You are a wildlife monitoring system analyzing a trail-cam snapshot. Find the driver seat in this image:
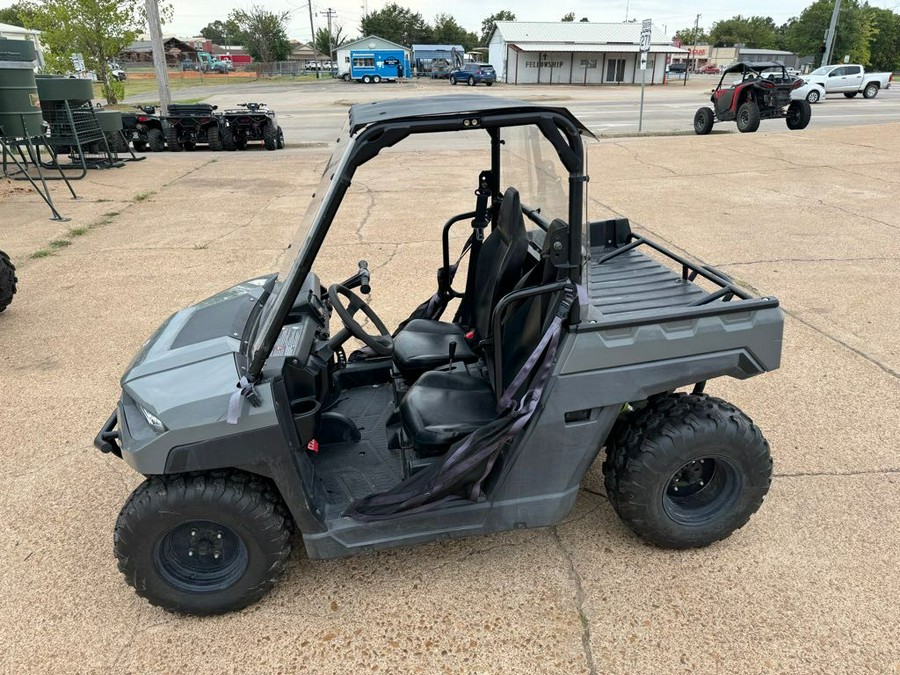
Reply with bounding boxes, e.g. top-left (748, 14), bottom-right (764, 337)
top-left (392, 188), bottom-right (529, 380)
